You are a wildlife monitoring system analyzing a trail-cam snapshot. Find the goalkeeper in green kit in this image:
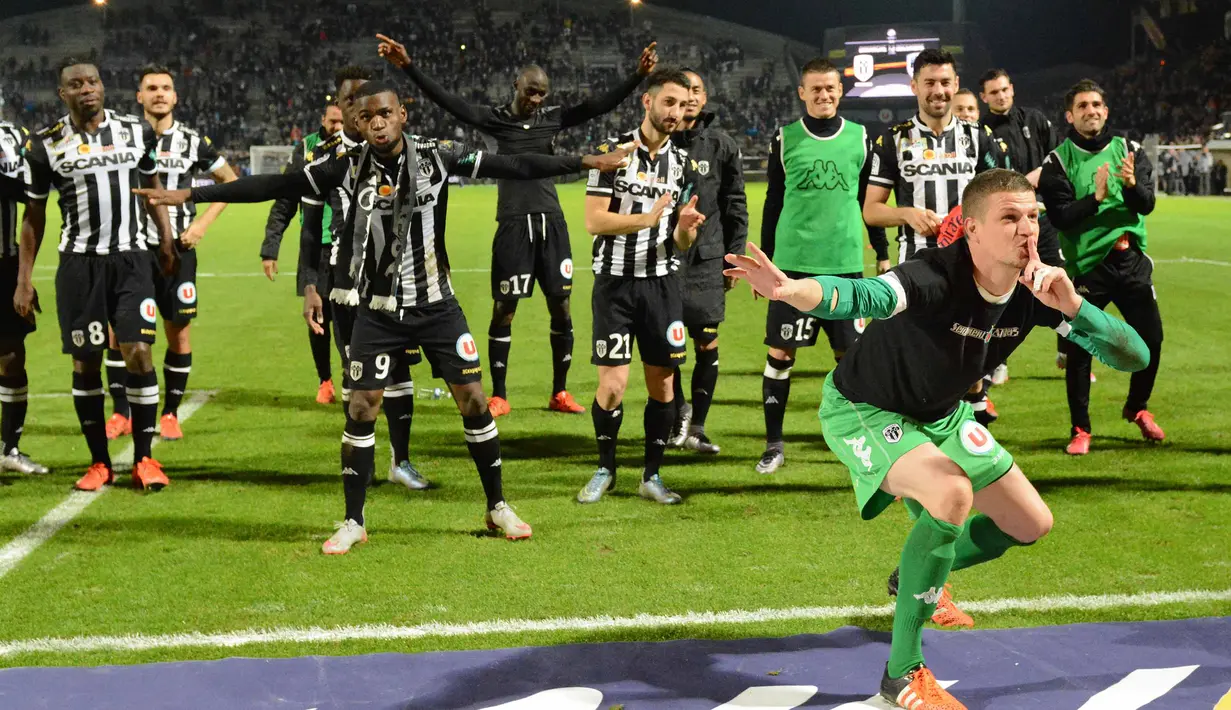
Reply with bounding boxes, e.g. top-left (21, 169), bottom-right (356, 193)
top-left (725, 169), bottom-right (1150, 710)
